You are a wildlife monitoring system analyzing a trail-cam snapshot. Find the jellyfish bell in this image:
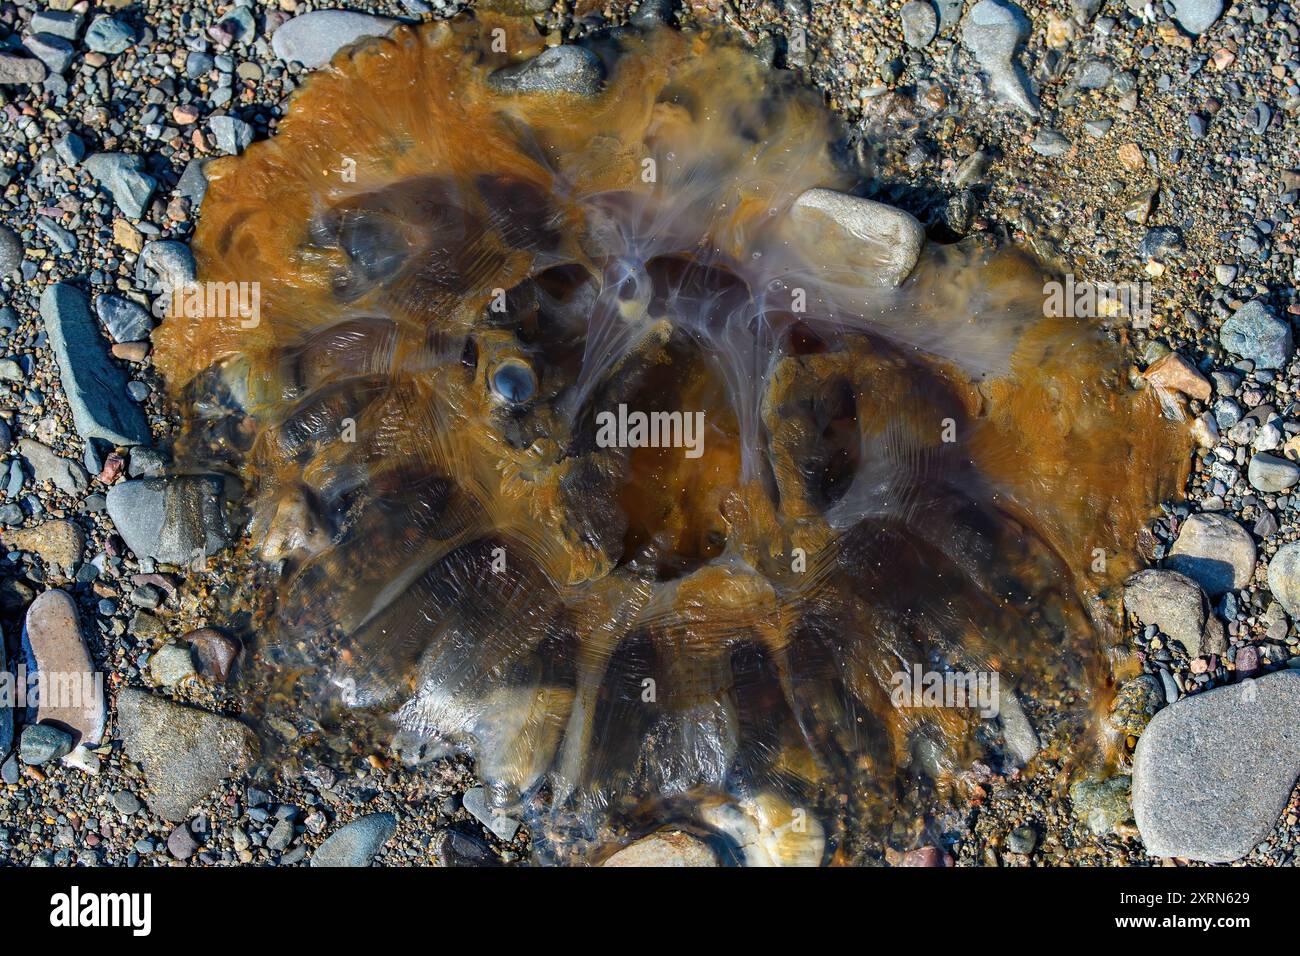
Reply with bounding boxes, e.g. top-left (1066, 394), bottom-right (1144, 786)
top-left (153, 14), bottom-right (1190, 864)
